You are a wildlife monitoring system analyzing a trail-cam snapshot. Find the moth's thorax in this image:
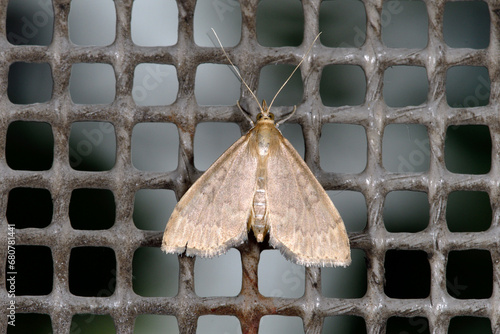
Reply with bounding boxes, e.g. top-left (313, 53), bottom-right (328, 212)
top-left (252, 119), bottom-right (280, 157)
